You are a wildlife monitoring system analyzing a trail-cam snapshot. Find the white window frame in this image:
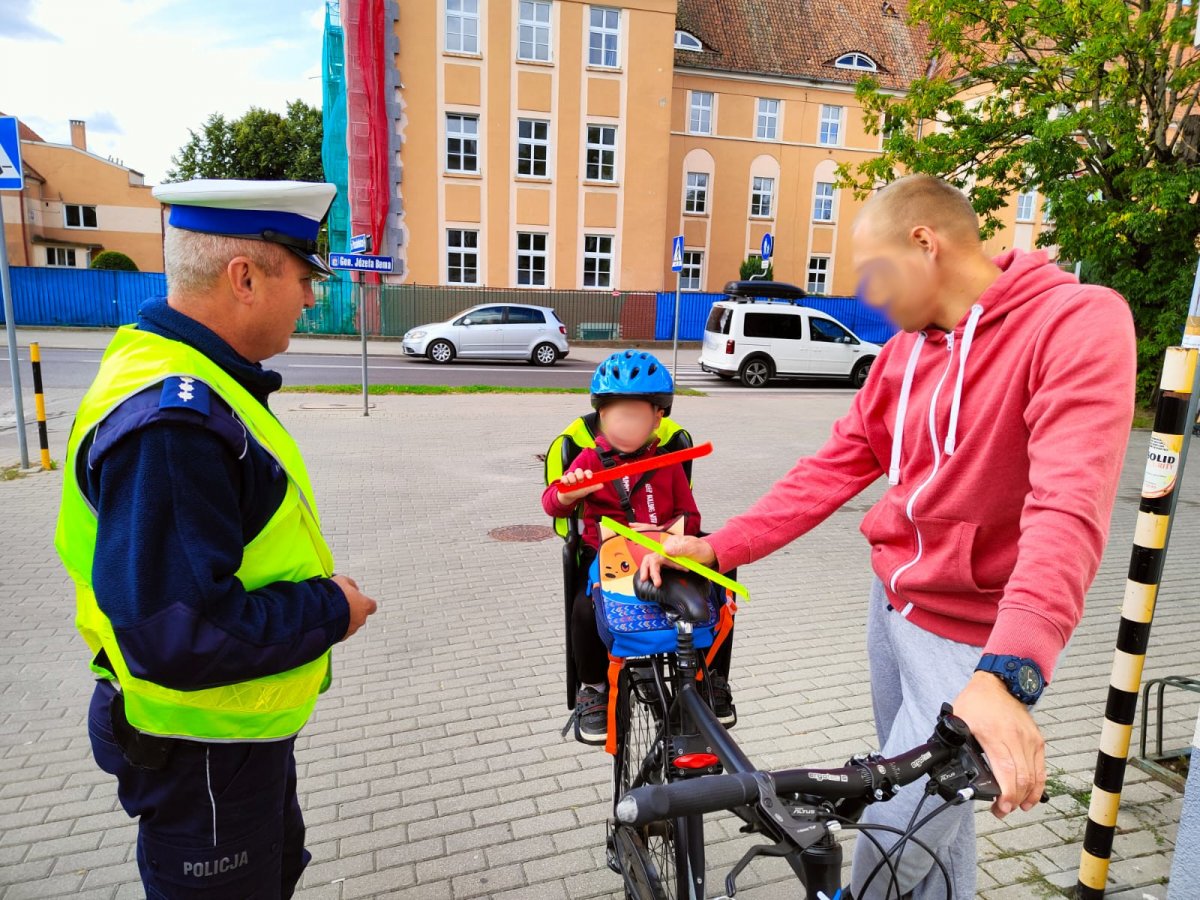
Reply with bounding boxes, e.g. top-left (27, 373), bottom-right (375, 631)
top-left (585, 124), bottom-right (617, 183)
top-left (445, 0), bottom-right (480, 54)
top-left (446, 113), bottom-right (480, 173)
top-left (63, 203), bottom-right (98, 229)
top-left (517, 232), bottom-right (548, 286)
top-left (517, 118), bottom-right (550, 178)
top-left (46, 246), bottom-right (78, 267)
top-left (813, 182), bottom-right (835, 222)
top-left (750, 176), bottom-right (774, 219)
top-left (1015, 189), bottom-right (1037, 223)
top-left (680, 250), bottom-right (703, 291)
top-left (684, 171), bottom-right (709, 214)
top-left (689, 91), bottom-right (713, 135)
top-left (588, 7), bottom-right (620, 68)
top-left (446, 229), bottom-right (480, 285)
top-left (583, 234), bottom-right (614, 288)
top-left (834, 53), bottom-right (877, 71)
top-left (806, 256), bottom-right (830, 294)
top-left (674, 30), bottom-right (702, 52)
top-left (518, 0), bottom-right (552, 62)
top-left (819, 105), bottom-right (843, 146)
top-left (756, 98), bottom-right (779, 140)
